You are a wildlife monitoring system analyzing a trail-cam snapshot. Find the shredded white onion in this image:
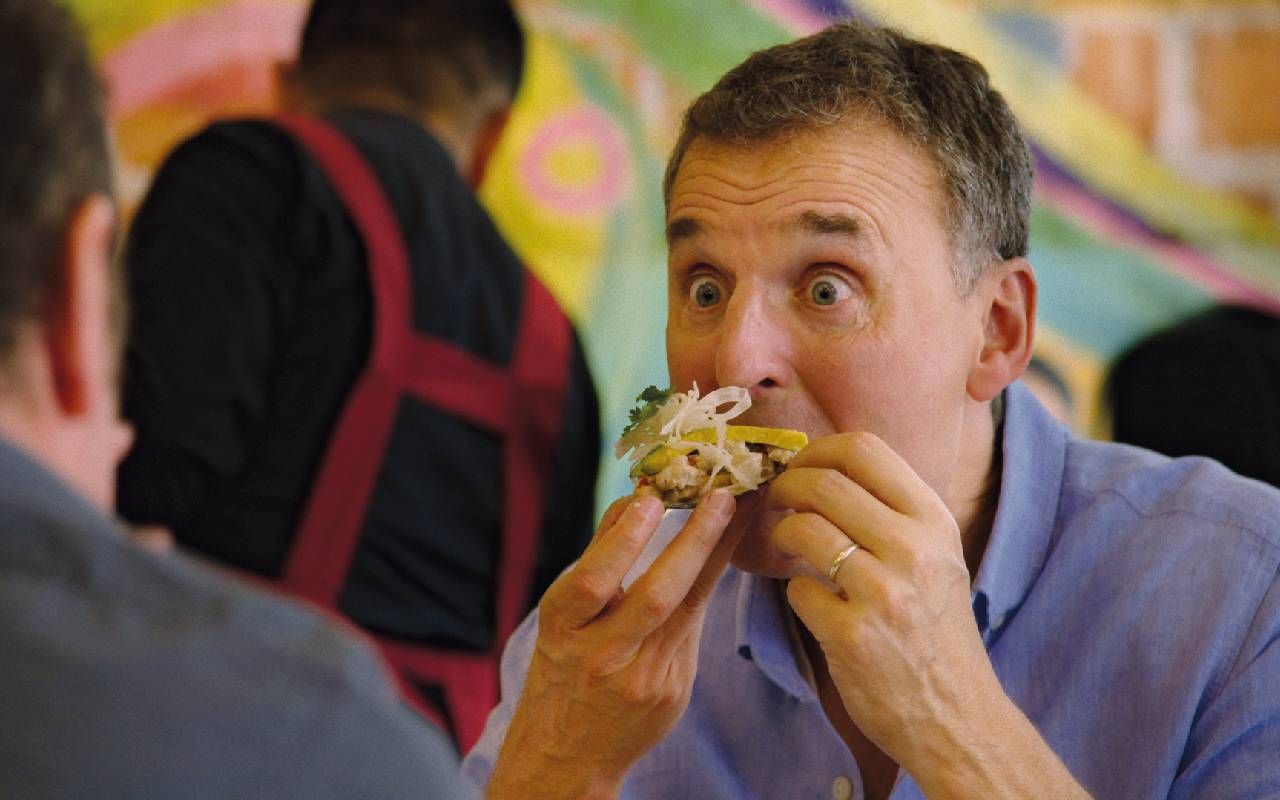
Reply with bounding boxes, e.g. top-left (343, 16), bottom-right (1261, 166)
top-left (656, 384), bottom-right (751, 440)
